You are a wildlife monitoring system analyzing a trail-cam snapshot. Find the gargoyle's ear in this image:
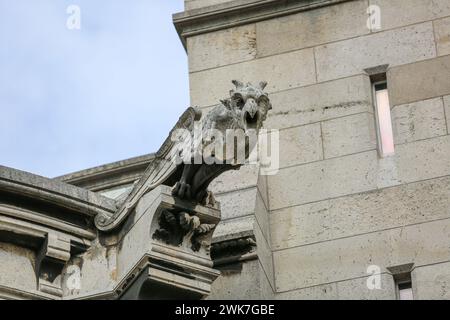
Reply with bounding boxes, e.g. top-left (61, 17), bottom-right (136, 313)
top-left (221, 99), bottom-right (231, 109)
top-left (268, 102), bottom-right (273, 110)
top-left (232, 80), bottom-right (244, 89)
top-left (259, 81), bottom-right (268, 91)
